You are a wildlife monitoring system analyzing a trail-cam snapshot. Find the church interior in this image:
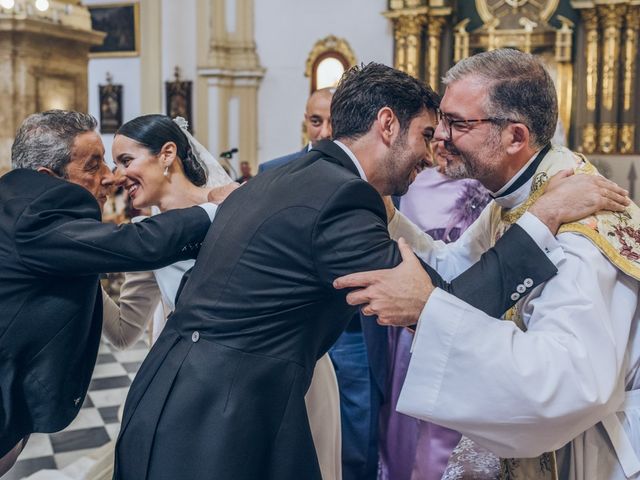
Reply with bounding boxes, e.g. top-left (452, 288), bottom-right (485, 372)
top-left (1, 0), bottom-right (639, 478)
